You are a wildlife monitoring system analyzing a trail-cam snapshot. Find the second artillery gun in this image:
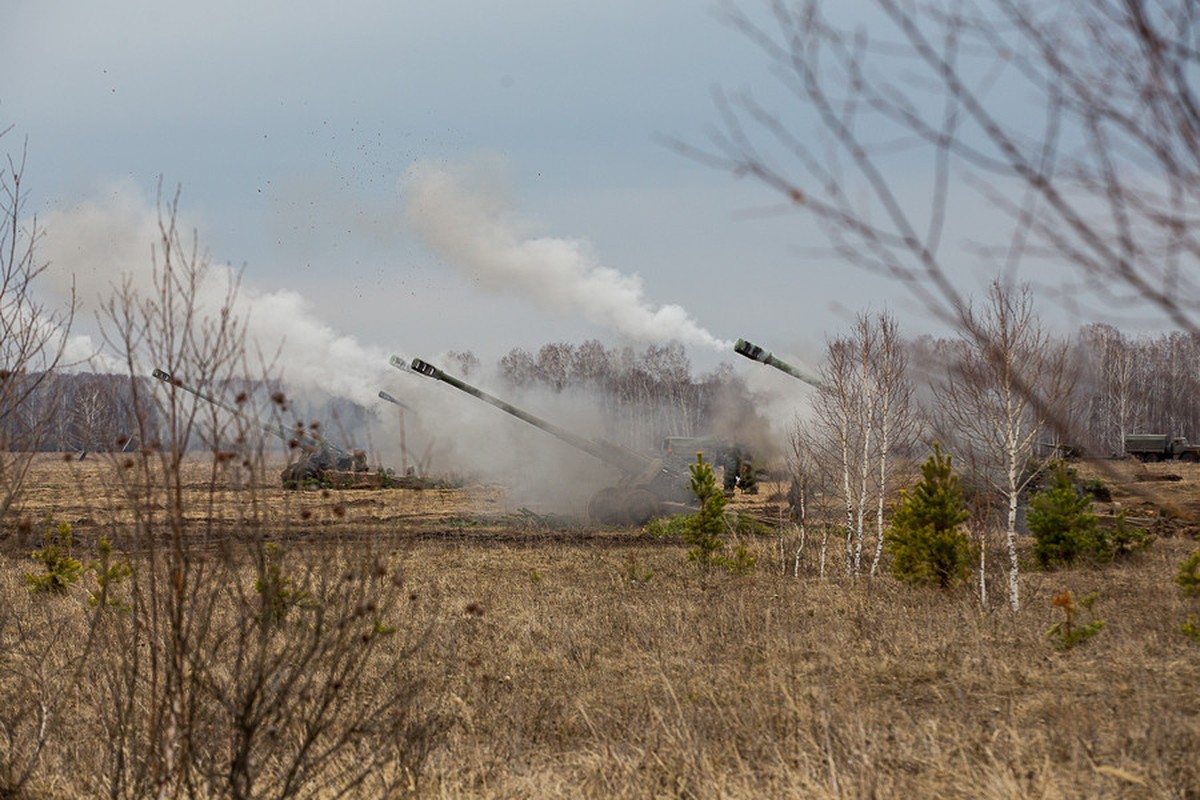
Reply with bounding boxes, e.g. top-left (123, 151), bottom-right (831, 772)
top-left (151, 368), bottom-right (370, 488)
top-left (400, 356), bottom-right (695, 524)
